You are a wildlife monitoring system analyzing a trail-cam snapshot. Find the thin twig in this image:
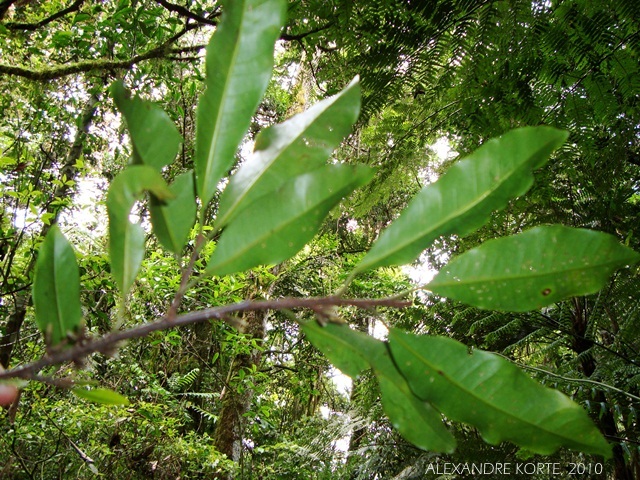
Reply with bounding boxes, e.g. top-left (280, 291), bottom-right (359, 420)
top-left (280, 22), bottom-right (333, 41)
top-left (0, 296), bottom-right (410, 381)
top-left (155, 0), bottom-right (220, 27)
top-left (167, 233), bottom-right (207, 320)
top-left (3, 0), bottom-right (85, 30)
top-left (0, 44), bottom-right (205, 82)
top-left (494, 352), bottom-right (640, 403)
